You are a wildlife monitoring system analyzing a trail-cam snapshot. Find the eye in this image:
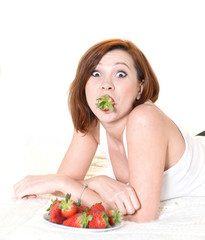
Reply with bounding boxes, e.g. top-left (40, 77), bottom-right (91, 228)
top-left (91, 70), bottom-right (101, 77)
top-left (116, 71), bottom-right (127, 78)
